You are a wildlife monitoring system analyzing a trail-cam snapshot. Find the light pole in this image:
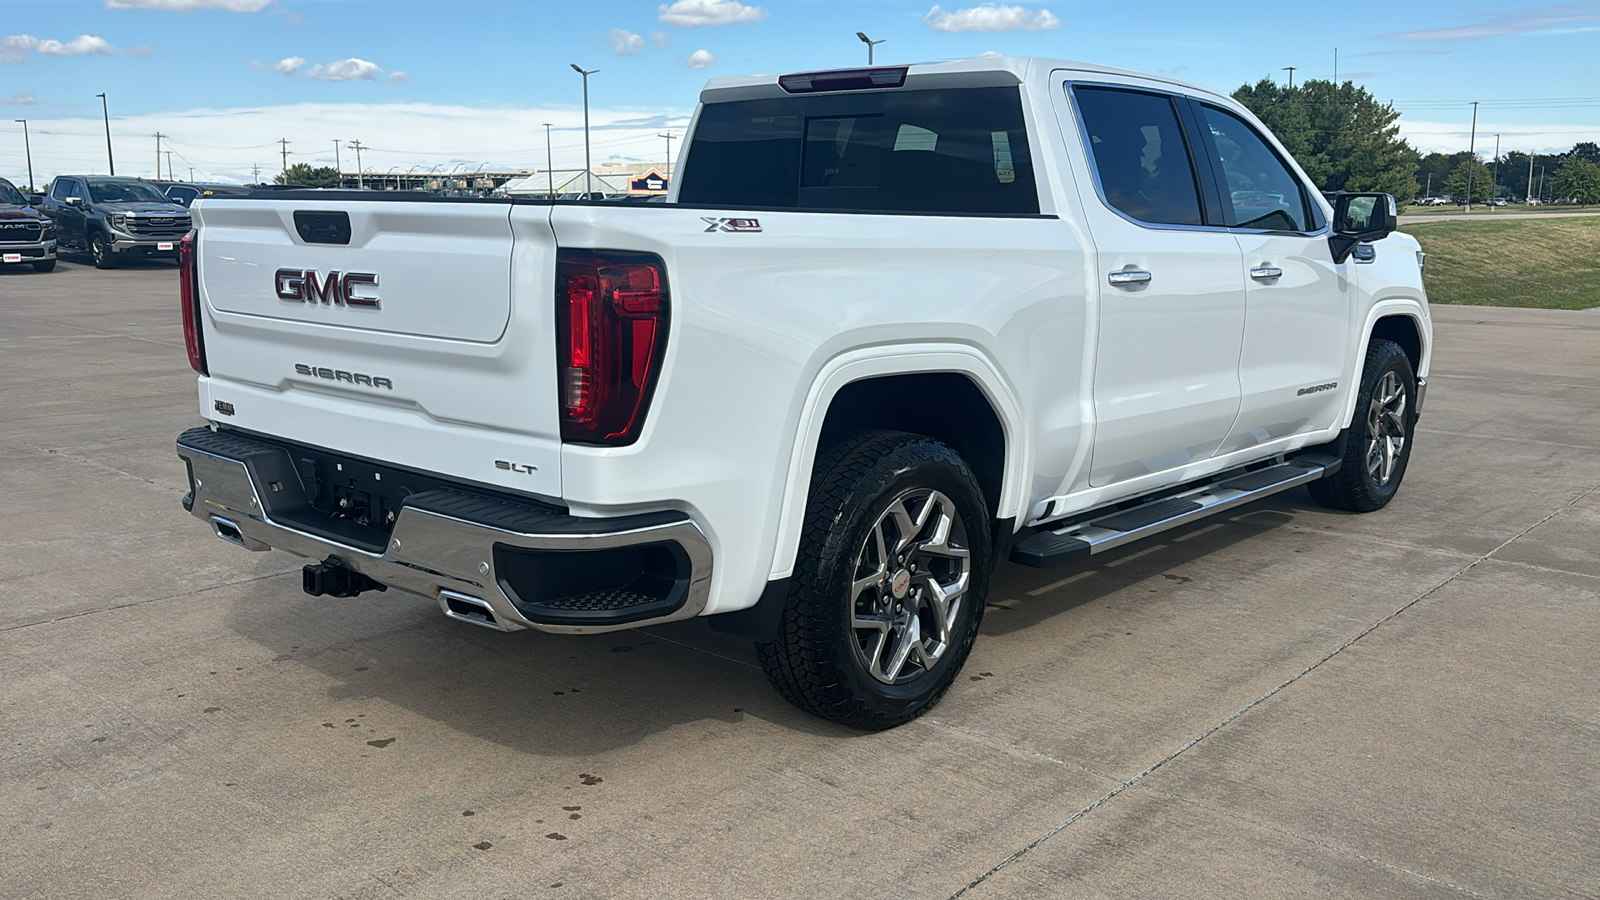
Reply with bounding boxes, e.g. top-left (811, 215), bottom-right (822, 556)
top-left (332, 139), bottom-right (341, 178)
top-left (1527, 151), bottom-right (1535, 204)
top-left (14, 119), bottom-right (33, 192)
top-left (1491, 134), bottom-right (1500, 202)
top-left (544, 123), bottom-right (554, 199)
top-left (659, 130), bottom-right (676, 175)
top-left (1465, 101), bottom-right (1478, 212)
top-left (95, 93), bottom-right (115, 175)
top-left (386, 166), bottom-right (398, 190)
top-left (856, 32), bottom-right (885, 65)
top-left (571, 64), bottom-right (598, 197)
top-left (404, 164), bottom-right (419, 191)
